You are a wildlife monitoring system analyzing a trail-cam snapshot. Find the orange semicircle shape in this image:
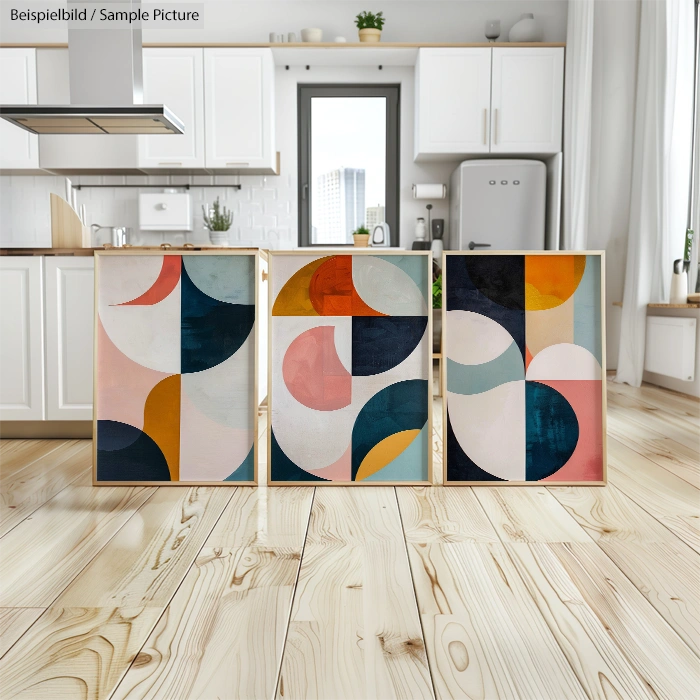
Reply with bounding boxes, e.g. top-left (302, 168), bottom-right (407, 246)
top-left (143, 374), bottom-right (181, 481)
top-left (309, 256), bottom-right (385, 316)
top-left (525, 255), bottom-right (586, 310)
top-left (272, 257), bottom-right (328, 316)
top-left (116, 255), bottom-right (181, 306)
